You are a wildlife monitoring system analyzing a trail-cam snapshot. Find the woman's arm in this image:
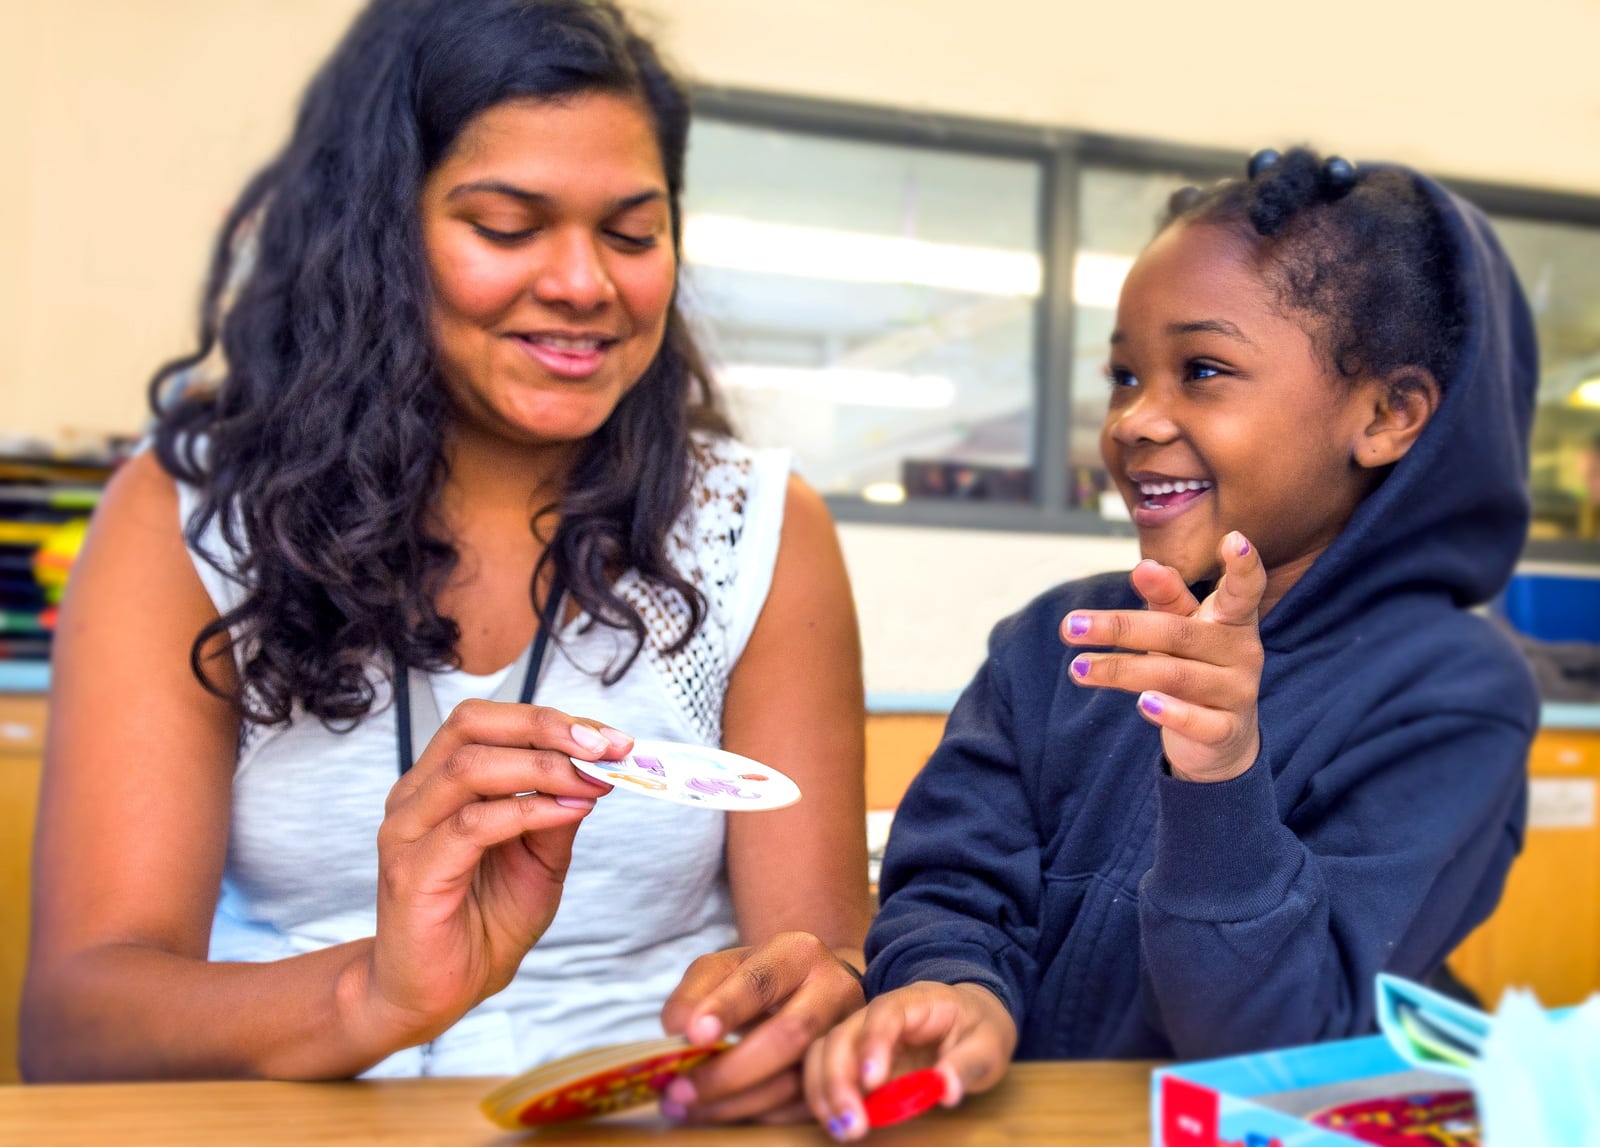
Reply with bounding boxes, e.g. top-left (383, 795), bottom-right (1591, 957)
top-left (21, 452), bottom-right (391, 1080)
top-left (21, 453), bottom-right (627, 1081)
top-left (659, 475), bottom-right (871, 1121)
